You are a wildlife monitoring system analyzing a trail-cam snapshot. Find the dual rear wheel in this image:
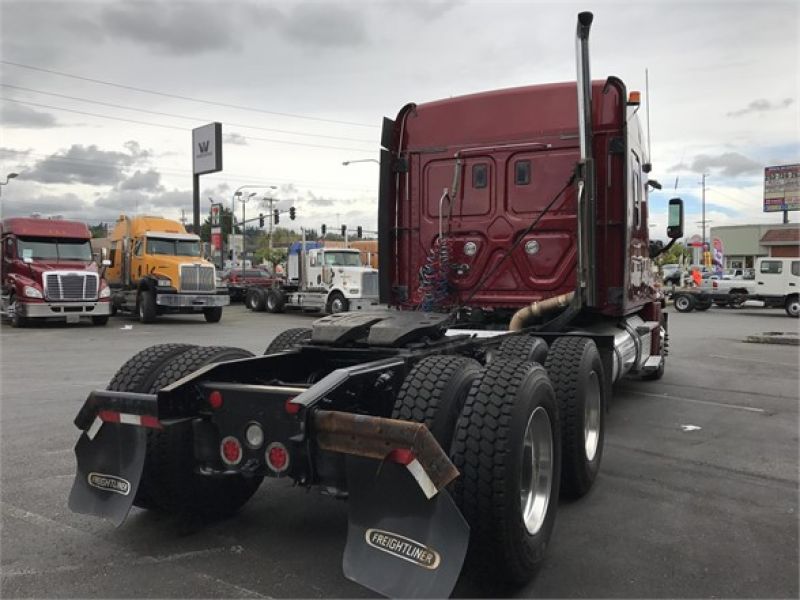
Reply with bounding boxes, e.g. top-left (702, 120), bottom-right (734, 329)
top-left (393, 335), bottom-right (605, 584)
